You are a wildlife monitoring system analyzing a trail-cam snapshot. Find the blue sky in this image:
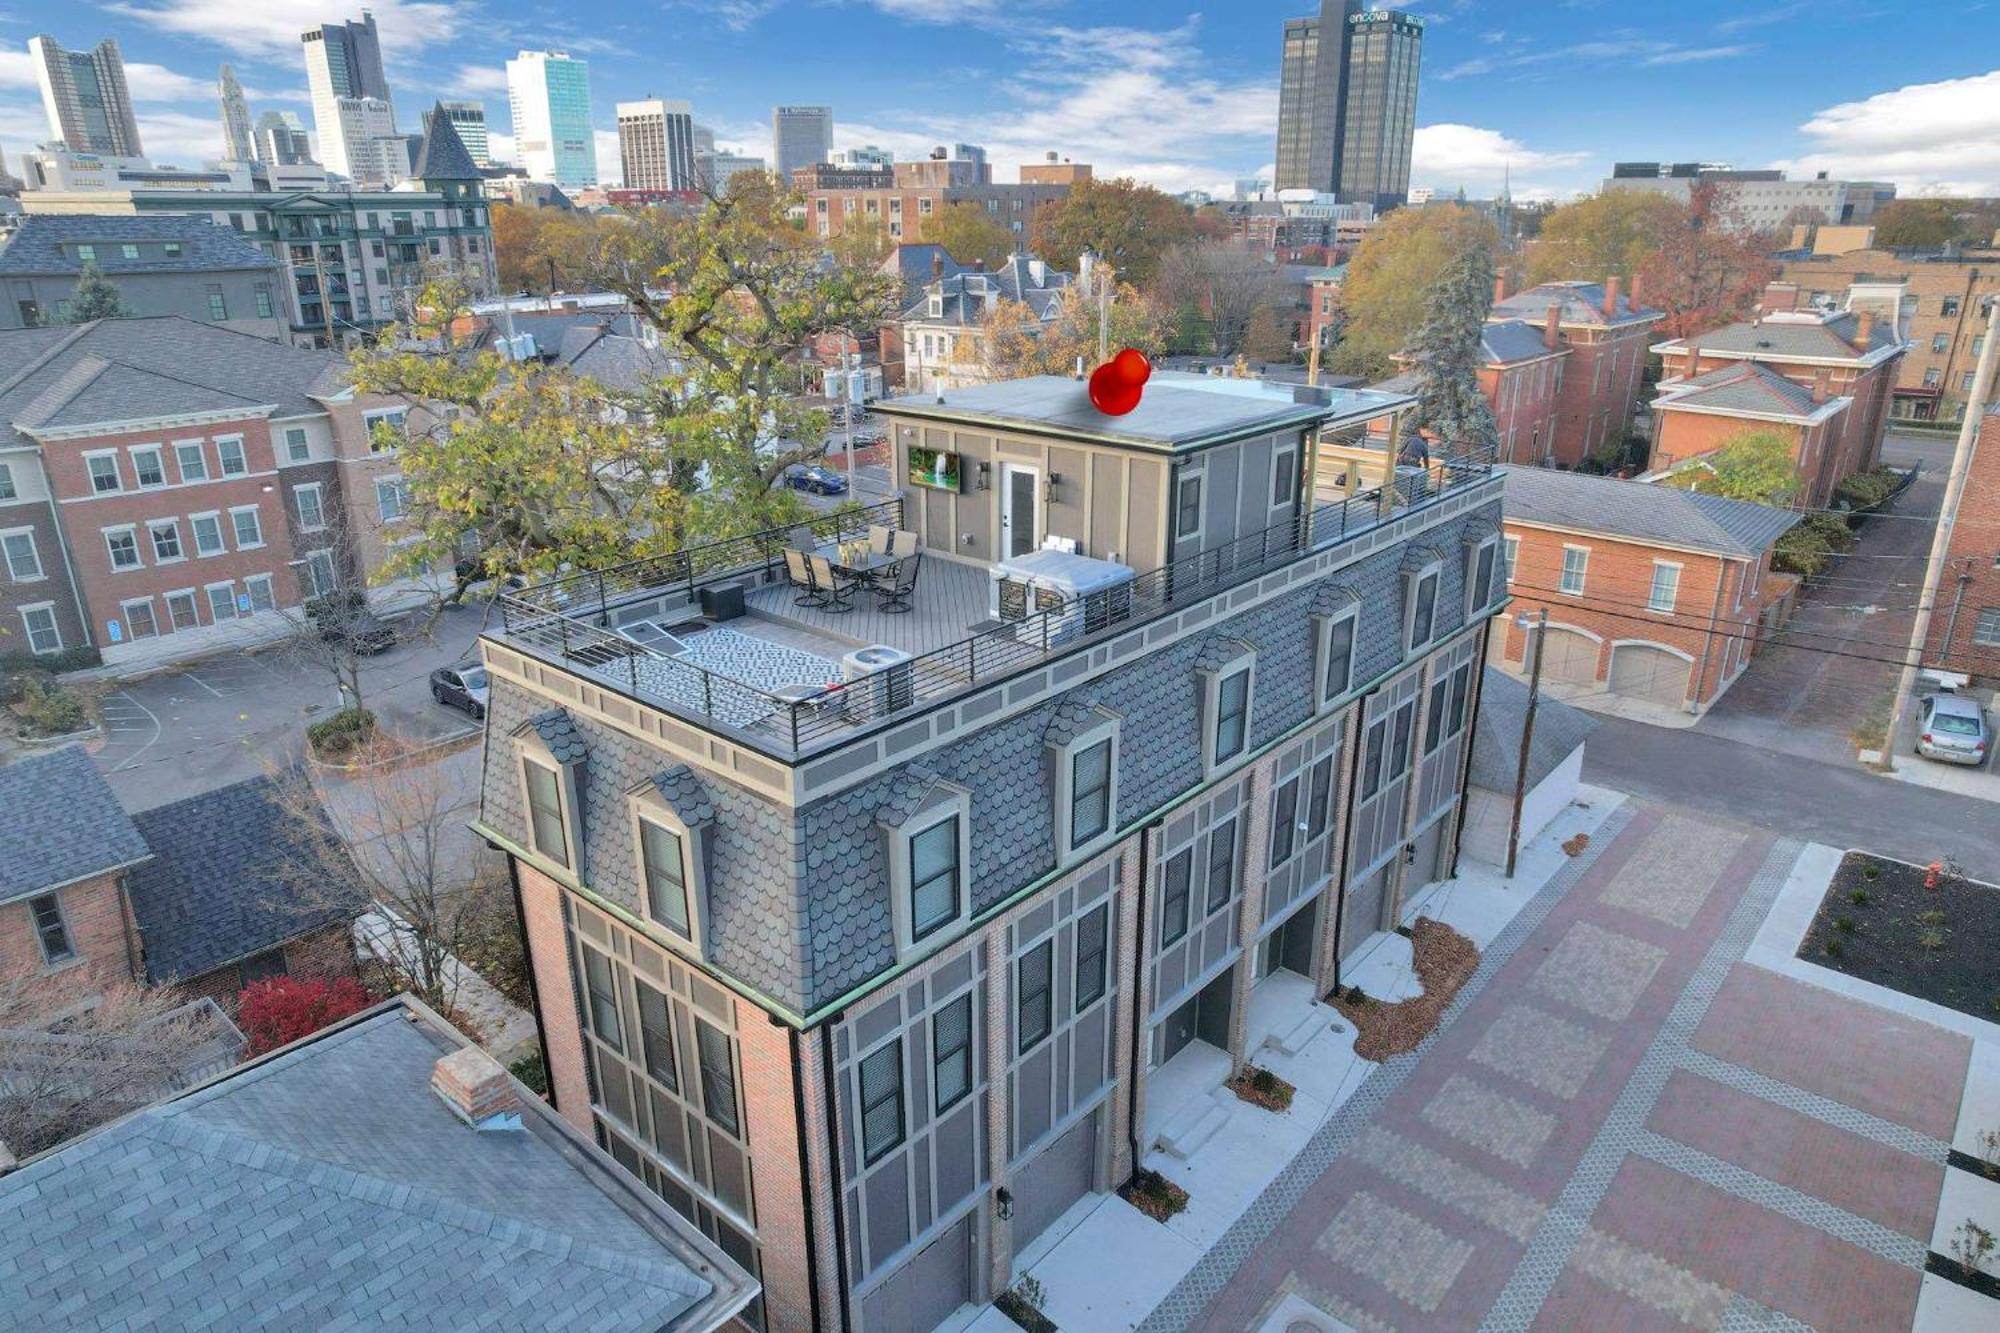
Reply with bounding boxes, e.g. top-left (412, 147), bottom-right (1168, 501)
top-left (1, 1), bottom-right (1996, 198)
